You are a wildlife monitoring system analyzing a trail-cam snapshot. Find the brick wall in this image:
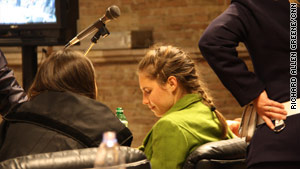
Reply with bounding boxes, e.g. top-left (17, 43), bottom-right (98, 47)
top-left (78, 0), bottom-right (231, 49)
top-left (1, 0), bottom-right (253, 148)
